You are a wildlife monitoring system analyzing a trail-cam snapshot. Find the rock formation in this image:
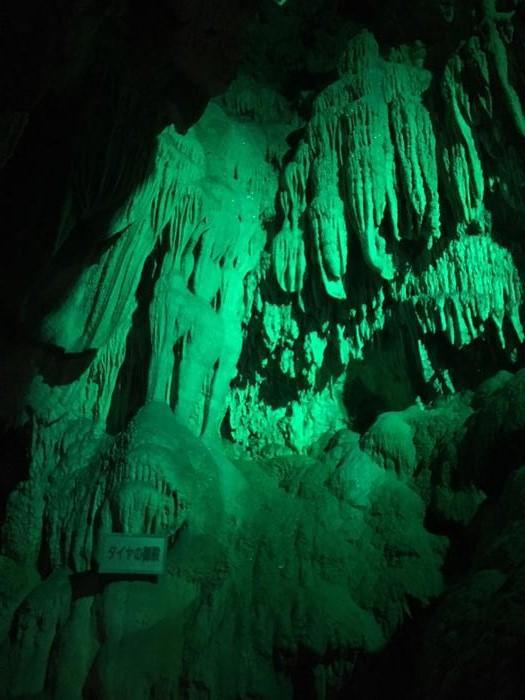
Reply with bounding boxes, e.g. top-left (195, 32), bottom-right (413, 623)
top-left (1, 0), bottom-right (525, 697)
